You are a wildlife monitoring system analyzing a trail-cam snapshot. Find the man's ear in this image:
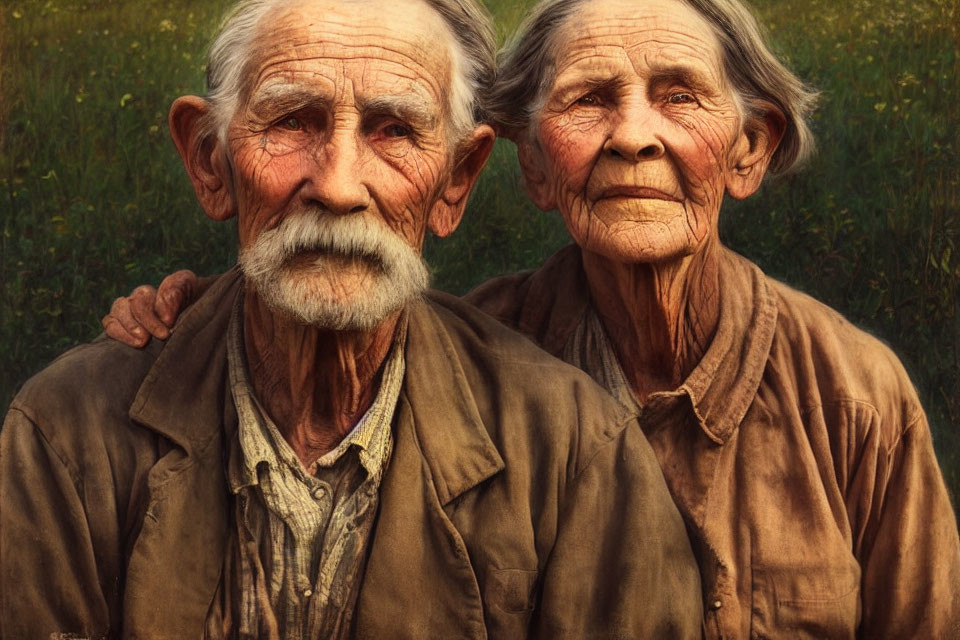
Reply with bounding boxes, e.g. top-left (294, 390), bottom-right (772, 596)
top-left (428, 123), bottom-right (497, 237)
top-left (726, 102), bottom-right (786, 200)
top-left (169, 96), bottom-right (236, 221)
top-left (517, 140), bottom-right (556, 211)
